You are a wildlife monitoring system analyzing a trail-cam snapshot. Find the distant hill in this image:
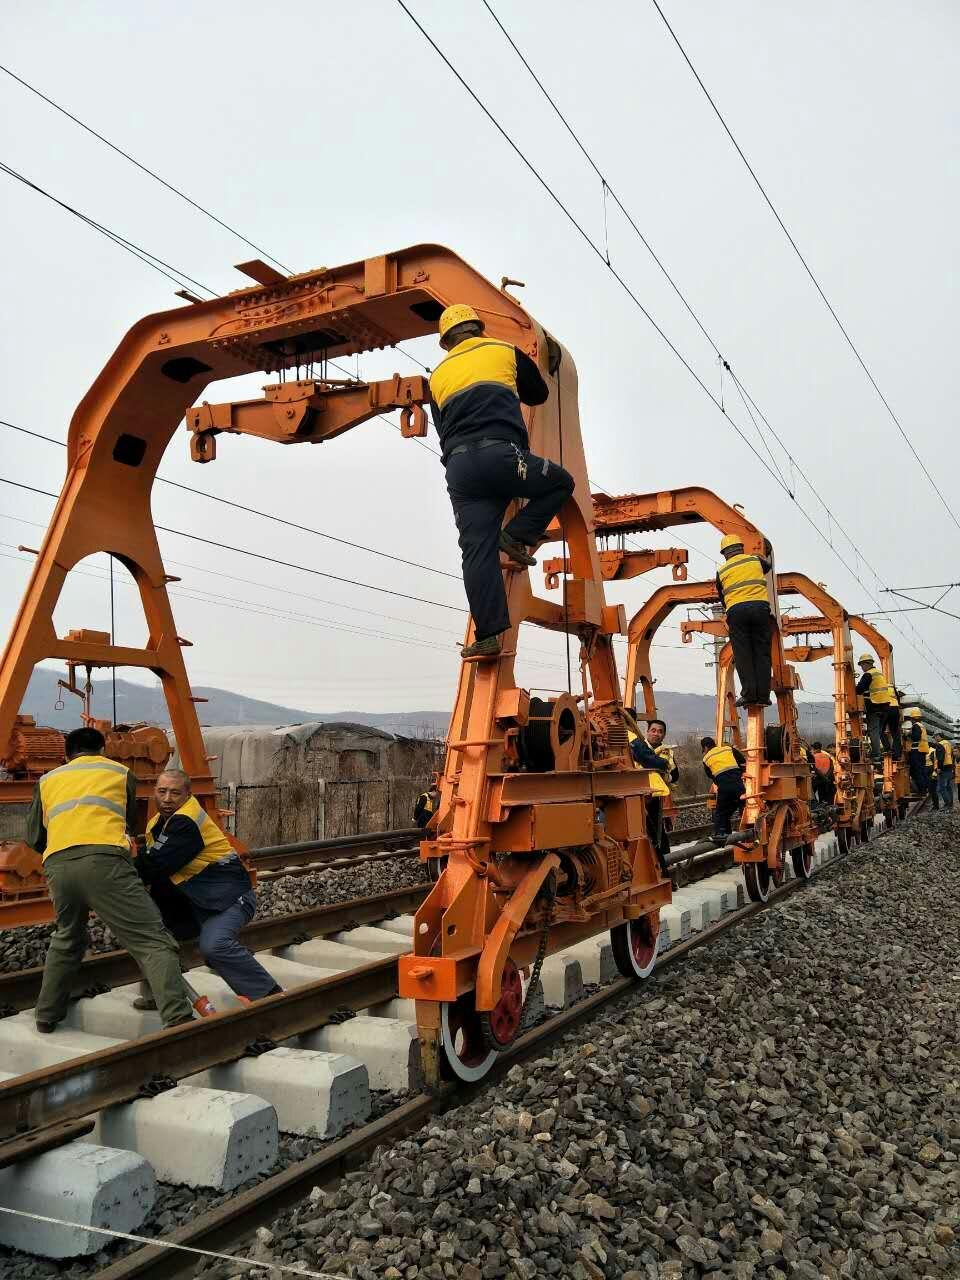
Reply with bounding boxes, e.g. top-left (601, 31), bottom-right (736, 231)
top-left (19, 668), bottom-right (835, 742)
